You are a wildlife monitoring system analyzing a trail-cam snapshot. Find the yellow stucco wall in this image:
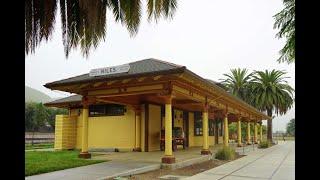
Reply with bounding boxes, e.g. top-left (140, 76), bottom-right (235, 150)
top-left (188, 112), bottom-right (195, 147)
top-left (54, 115), bottom-right (77, 150)
top-left (87, 107), bottom-right (135, 150)
top-left (188, 112), bottom-right (222, 147)
top-left (67, 104), bottom-right (224, 151)
top-left (70, 109), bottom-right (83, 149)
top-left (73, 106), bottom-right (136, 150)
top-left (148, 104), bottom-right (161, 151)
